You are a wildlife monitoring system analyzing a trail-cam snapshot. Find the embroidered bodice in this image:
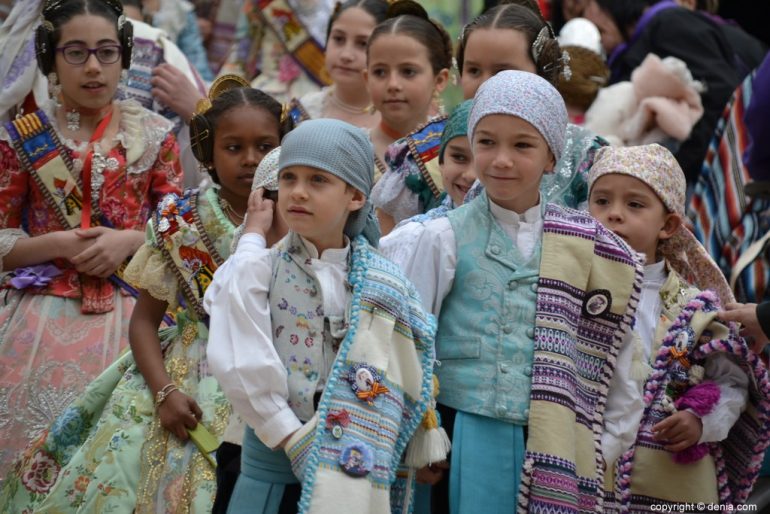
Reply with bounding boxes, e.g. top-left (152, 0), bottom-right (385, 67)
top-left (0, 99), bottom-right (182, 298)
